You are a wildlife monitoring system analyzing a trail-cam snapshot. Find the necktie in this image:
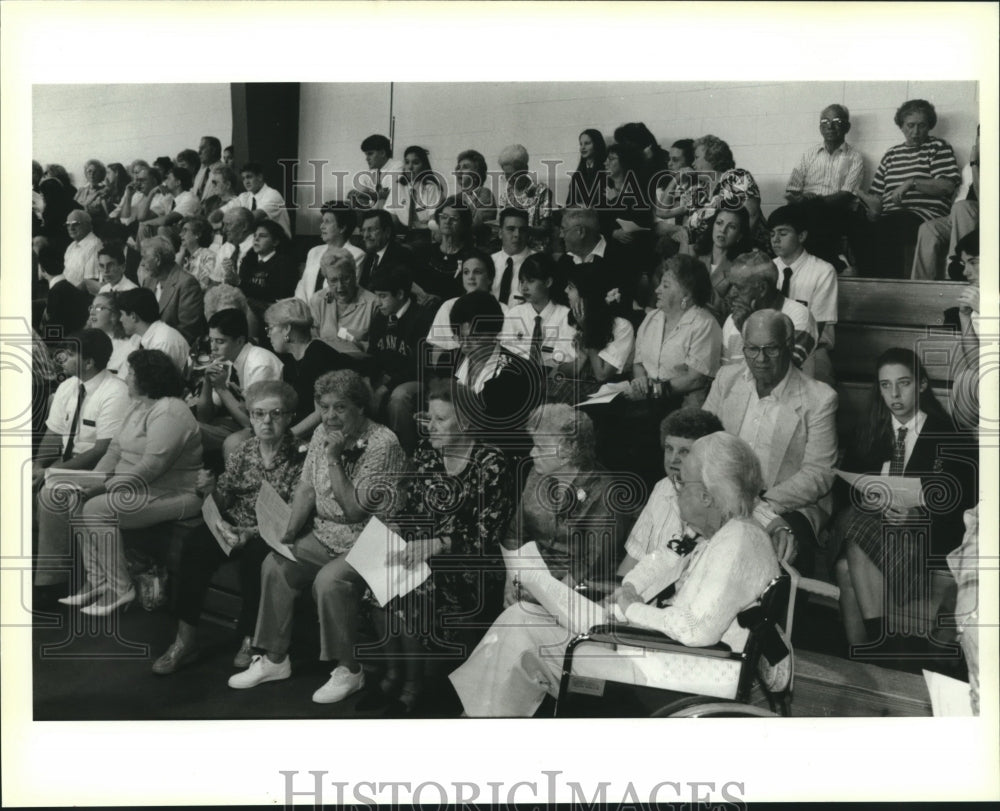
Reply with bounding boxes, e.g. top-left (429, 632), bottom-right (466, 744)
top-left (251, 196), bottom-right (257, 211)
top-left (530, 315), bottom-right (543, 364)
top-left (889, 426), bottom-right (908, 476)
top-left (781, 267), bottom-right (792, 297)
top-left (170, 199), bottom-right (177, 212)
top-left (499, 256), bottom-right (514, 304)
top-left (155, 282), bottom-right (163, 302)
top-left (63, 383), bottom-right (86, 461)
top-left (362, 253), bottom-right (379, 288)
top-left (197, 168), bottom-right (209, 197)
